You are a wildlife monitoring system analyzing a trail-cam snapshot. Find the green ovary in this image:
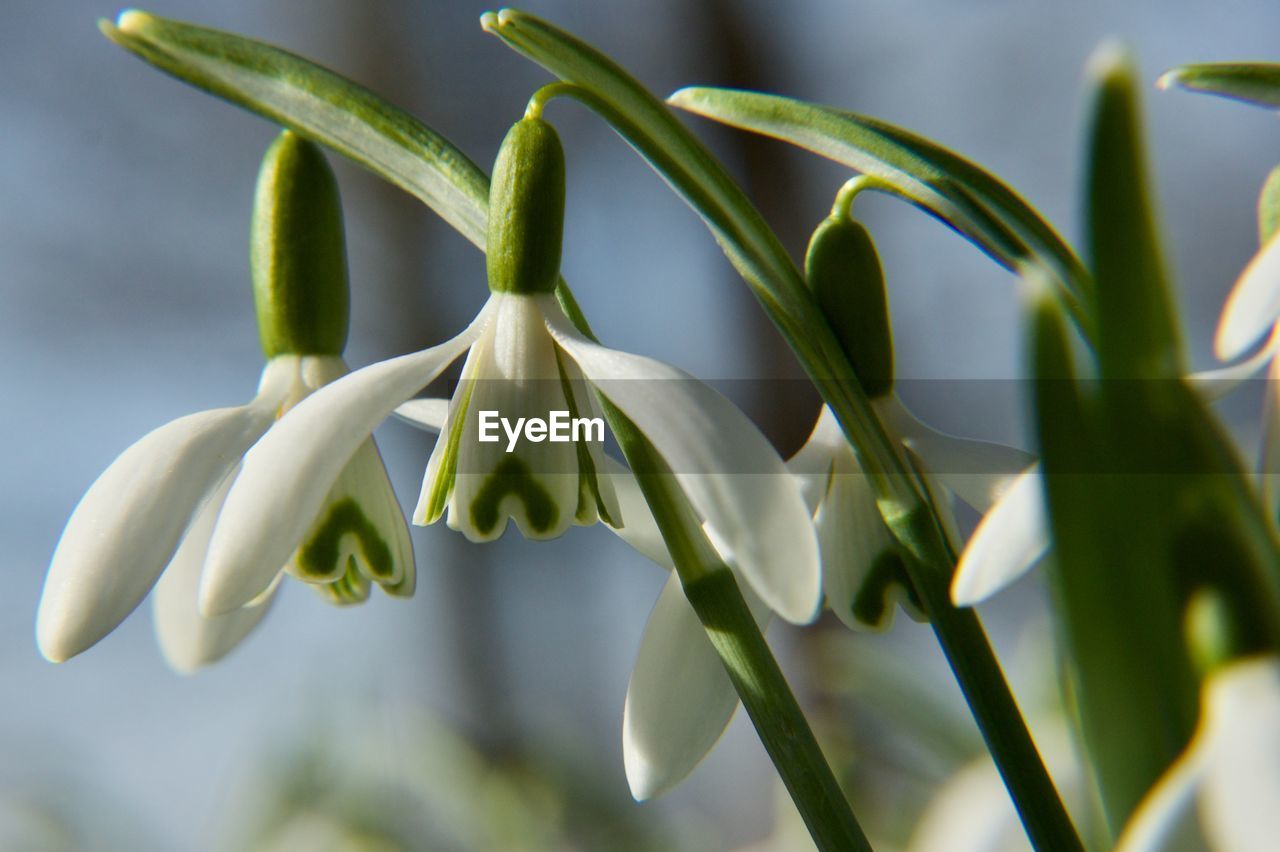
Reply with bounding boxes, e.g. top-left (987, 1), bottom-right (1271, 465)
top-left (469, 456), bottom-right (558, 535)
